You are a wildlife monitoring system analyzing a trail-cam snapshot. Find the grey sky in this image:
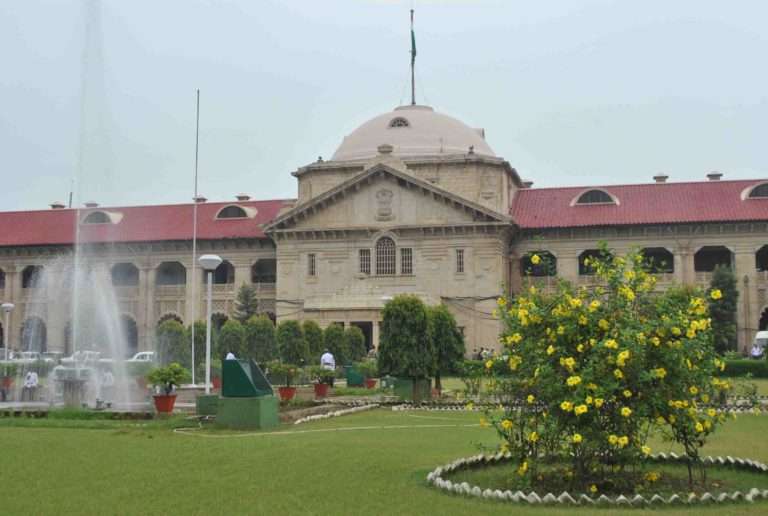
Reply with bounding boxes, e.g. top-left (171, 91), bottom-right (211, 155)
top-left (1, 0), bottom-right (766, 212)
